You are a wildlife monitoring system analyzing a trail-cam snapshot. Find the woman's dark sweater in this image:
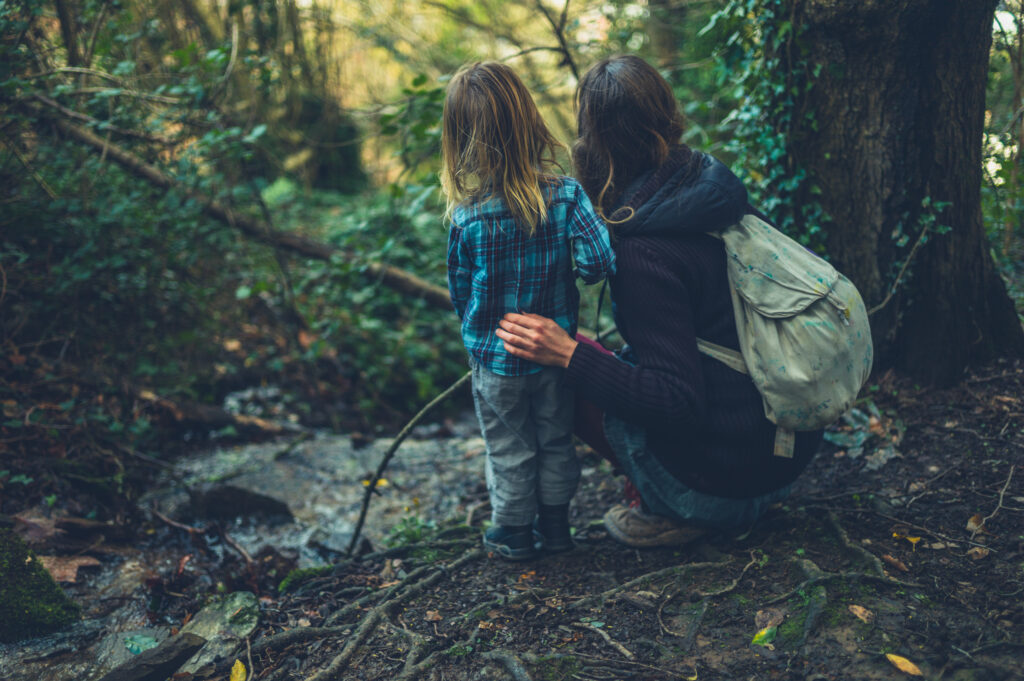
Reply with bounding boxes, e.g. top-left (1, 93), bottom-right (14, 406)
top-left (565, 151), bottom-right (820, 498)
